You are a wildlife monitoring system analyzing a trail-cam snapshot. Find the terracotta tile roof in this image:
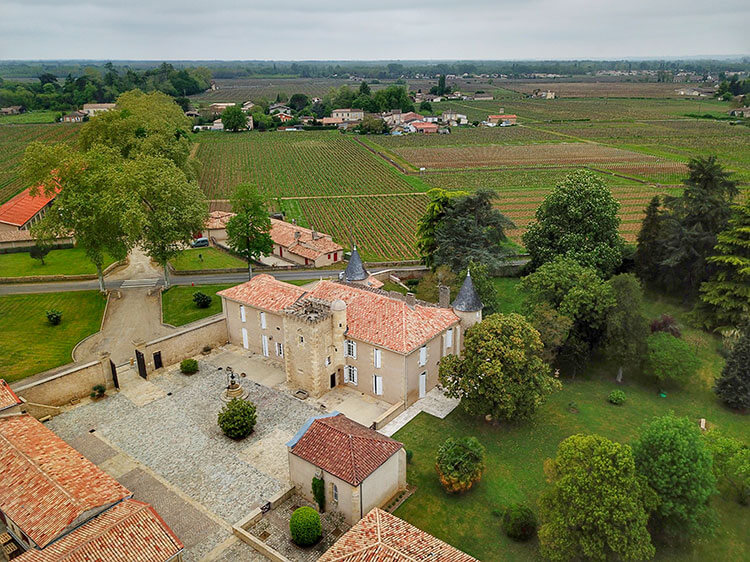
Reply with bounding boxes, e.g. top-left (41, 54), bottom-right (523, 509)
top-left (217, 274), bottom-right (307, 312)
top-left (0, 186), bottom-right (57, 228)
top-left (318, 508), bottom-right (478, 561)
top-left (270, 218), bottom-right (342, 260)
top-left (0, 414), bottom-right (131, 548)
top-left (290, 414), bottom-right (402, 486)
top-left (488, 114), bottom-right (517, 119)
top-left (307, 281), bottom-right (459, 354)
top-left (0, 229), bottom-right (34, 243)
top-left (322, 117), bottom-right (344, 125)
top-left (400, 112), bottom-right (424, 122)
top-left (205, 210), bottom-right (235, 230)
top-left (412, 122), bottom-right (438, 131)
top-left (0, 379), bottom-right (21, 411)
top-left (16, 499), bottom-right (183, 562)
